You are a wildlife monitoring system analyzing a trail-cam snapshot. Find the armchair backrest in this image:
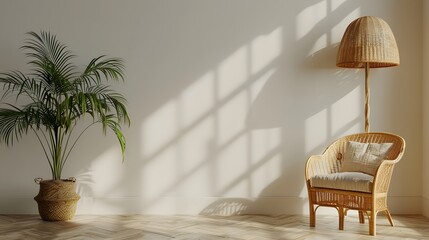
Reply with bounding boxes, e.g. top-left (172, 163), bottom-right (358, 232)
top-left (324, 132), bottom-right (405, 167)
